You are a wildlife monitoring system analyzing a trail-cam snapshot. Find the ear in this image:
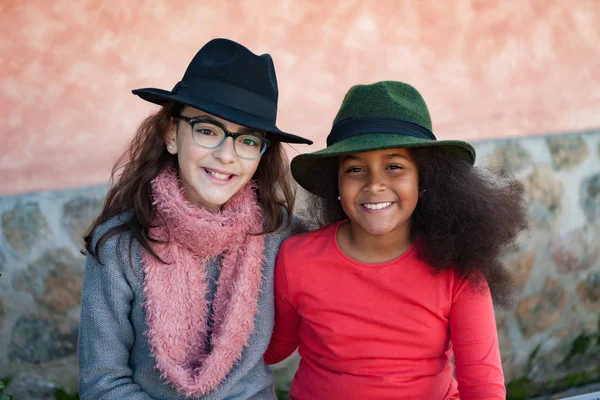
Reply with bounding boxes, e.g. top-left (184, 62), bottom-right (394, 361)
top-left (165, 119), bottom-right (178, 154)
